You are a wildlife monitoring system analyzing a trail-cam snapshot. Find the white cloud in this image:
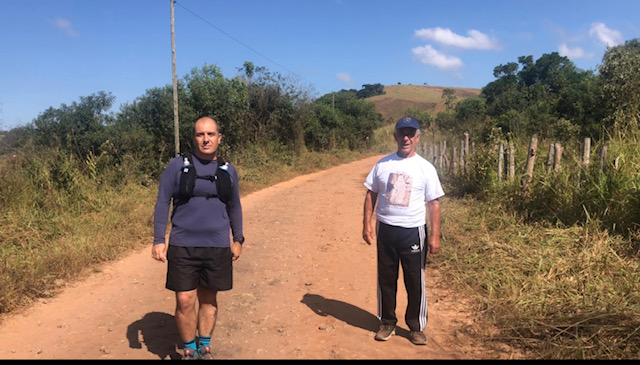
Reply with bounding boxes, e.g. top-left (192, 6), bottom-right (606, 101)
top-left (51, 18), bottom-right (78, 37)
top-left (413, 27), bottom-right (501, 50)
top-left (335, 72), bottom-right (355, 84)
top-left (412, 45), bottom-right (464, 71)
top-left (558, 43), bottom-right (594, 59)
top-left (589, 22), bottom-right (622, 47)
